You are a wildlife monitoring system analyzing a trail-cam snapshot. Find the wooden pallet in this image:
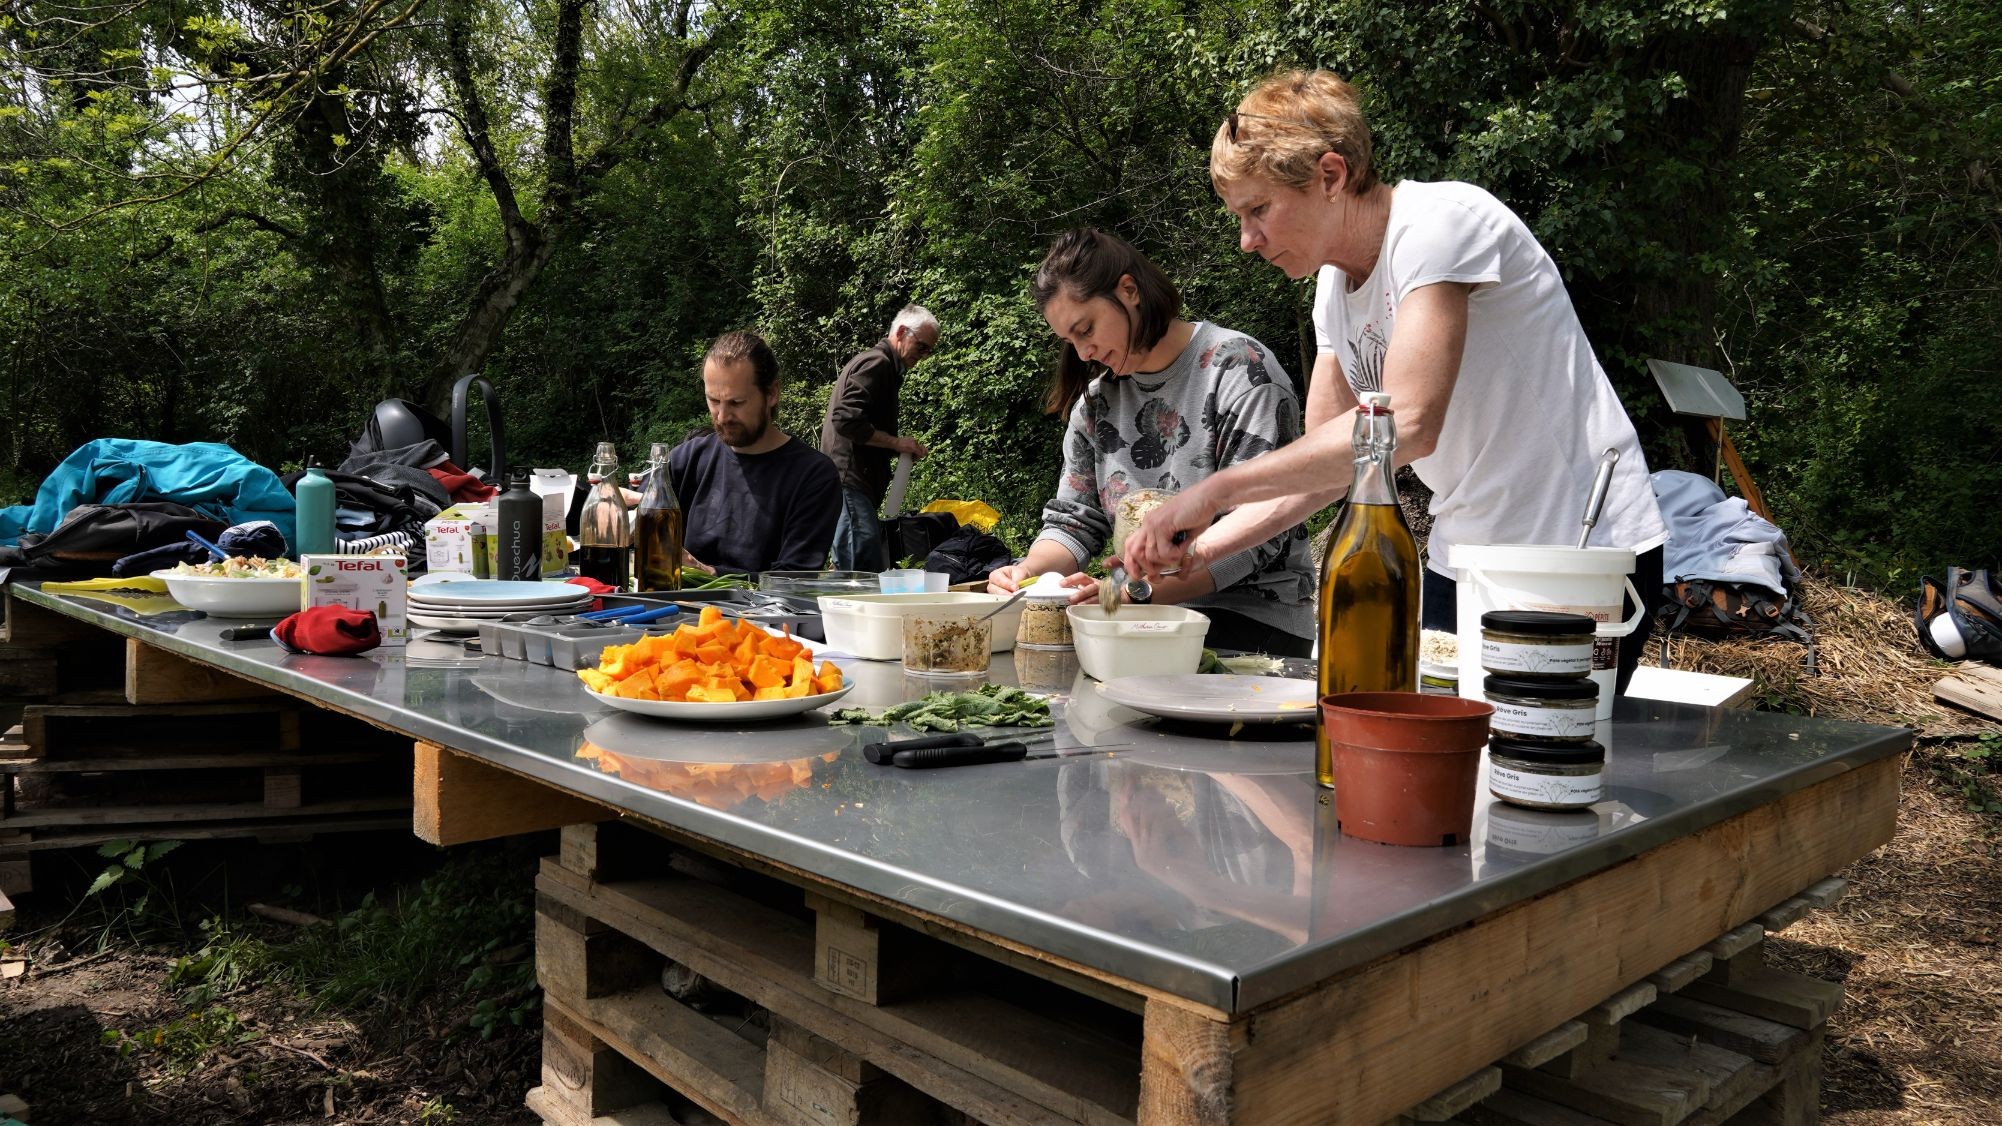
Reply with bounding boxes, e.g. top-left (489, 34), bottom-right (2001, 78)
top-left (532, 823), bottom-right (1140, 1126)
top-left (1451, 879), bottom-right (1851, 1126)
top-left (527, 802), bottom-right (1876, 1126)
top-left (1935, 662), bottom-right (2002, 723)
top-left (15, 698), bottom-right (302, 759)
top-left (0, 689), bottom-right (412, 898)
